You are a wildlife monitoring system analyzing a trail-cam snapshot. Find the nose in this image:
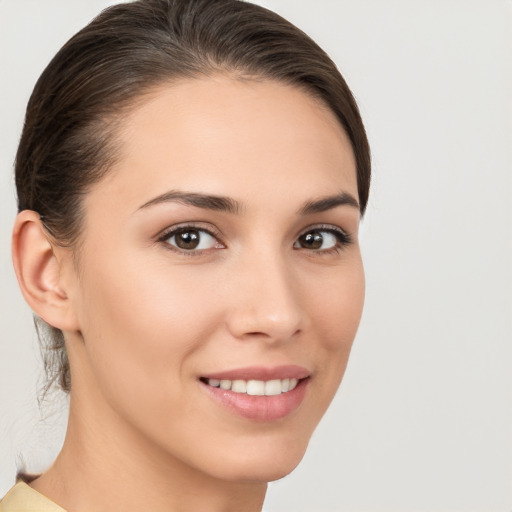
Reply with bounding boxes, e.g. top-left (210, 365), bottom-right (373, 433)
top-left (225, 250), bottom-right (303, 343)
